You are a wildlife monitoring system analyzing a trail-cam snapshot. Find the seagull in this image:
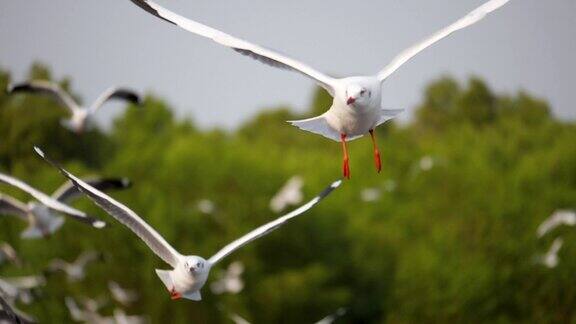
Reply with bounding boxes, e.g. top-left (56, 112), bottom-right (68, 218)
top-left (210, 261), bottom-right (244, 295)
top-left (112, 309), bottom-right (147, 324)
top-left (0, 173), bottom-right (130, 238)
top-left (0, 276), bottom-right (45, 305)
top-left (539, 237), bottom-right (563, 269)
top-left (7, 80), bottom-right (142, 134)
top-left (360, 187), bottom-right (381, 203)
top-left (196, 199), bottom-right (216, 215)
top-left (537, 210), bottom-right (576, 238)
top-left (0, 291), bottom-right (36, 324)
top-left (36, 146), bottom-right (341, 301)
top-left (128, 0), bottom-right (510, 179)
top-left (108, 281), bottom-right (138, 306)
top-left (314, 307), bottom-right (347, 324)
top-left (0, 243), bottom-right (22, 268)
top-left (65, 297), bottom-right (111, 324)
top-left (47, 251), bottom-right (103, 282)
top-left (269, 176), bottom-right (304, 213)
